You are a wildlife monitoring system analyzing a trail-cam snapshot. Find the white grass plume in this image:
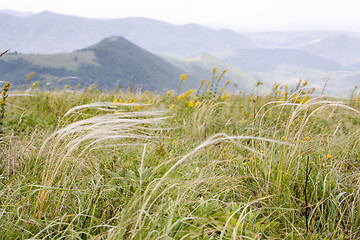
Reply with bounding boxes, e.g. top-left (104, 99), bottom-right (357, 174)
top-left (34, 105), bottom-right (168, 214)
